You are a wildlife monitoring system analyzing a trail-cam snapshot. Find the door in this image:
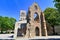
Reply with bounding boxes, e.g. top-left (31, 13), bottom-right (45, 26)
top-left (35, 27), bottom-right (39, 36)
